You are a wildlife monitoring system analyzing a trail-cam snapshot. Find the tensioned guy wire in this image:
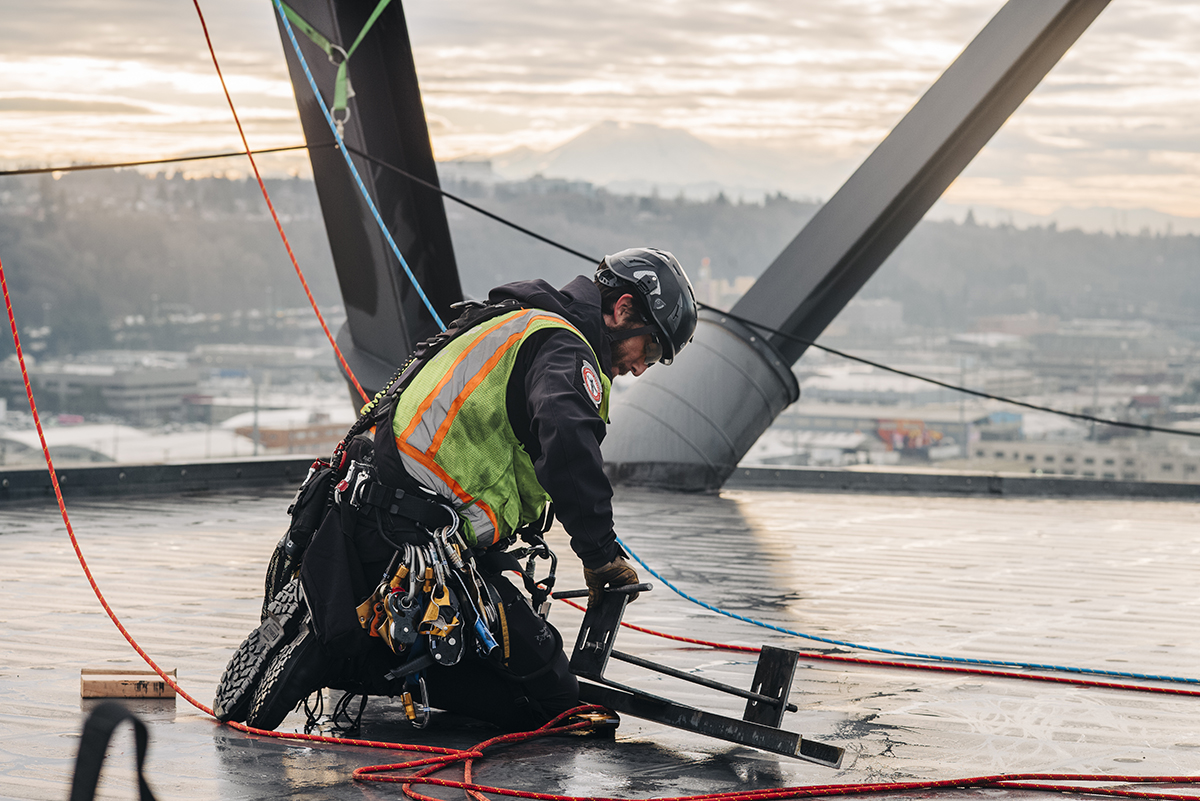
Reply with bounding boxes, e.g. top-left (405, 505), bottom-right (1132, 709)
top-left (335, 148), bottom-right (1200, 440)
top-left (0, 145), bottom-right (315, 177)
top-left (8, 134), bottom-right (1193, 440)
